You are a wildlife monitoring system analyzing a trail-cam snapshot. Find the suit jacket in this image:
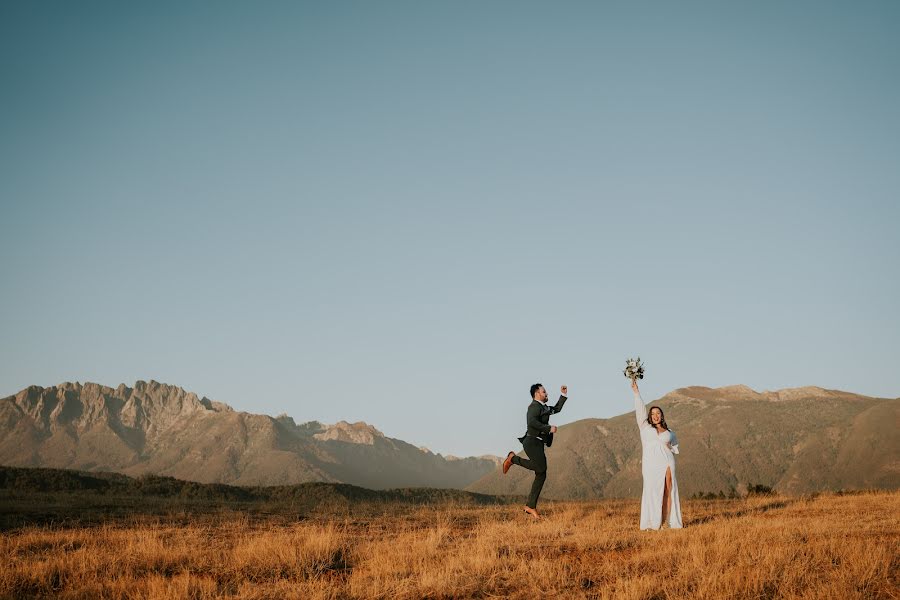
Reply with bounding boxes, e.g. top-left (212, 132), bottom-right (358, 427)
top-left (518, 395), bottom-right (567, 447)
